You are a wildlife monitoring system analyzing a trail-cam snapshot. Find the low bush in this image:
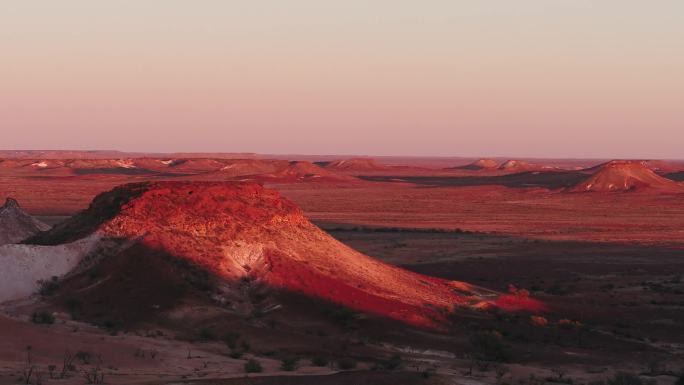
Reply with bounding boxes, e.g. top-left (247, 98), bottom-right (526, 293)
top-left (244, 359), bottom-right (263, 373)
top-left (337, 357), bottom-right (357, 370)
top-left (311, 356), bottom-right (329, 367)
top-left (198, 328), bottom-right (216, 341)
top-left (469, 331), bottom-right (511, 362)
top-left (607, 372), bottom-right (643, 385)
top-left (31, 311), bottom-right (55, 325)
top-left (222, 331), bottom-right (240, 349)
top-left (280, 357), bottom-right (299, 371)
top-left (381, 354), bottom-right (402, 370)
